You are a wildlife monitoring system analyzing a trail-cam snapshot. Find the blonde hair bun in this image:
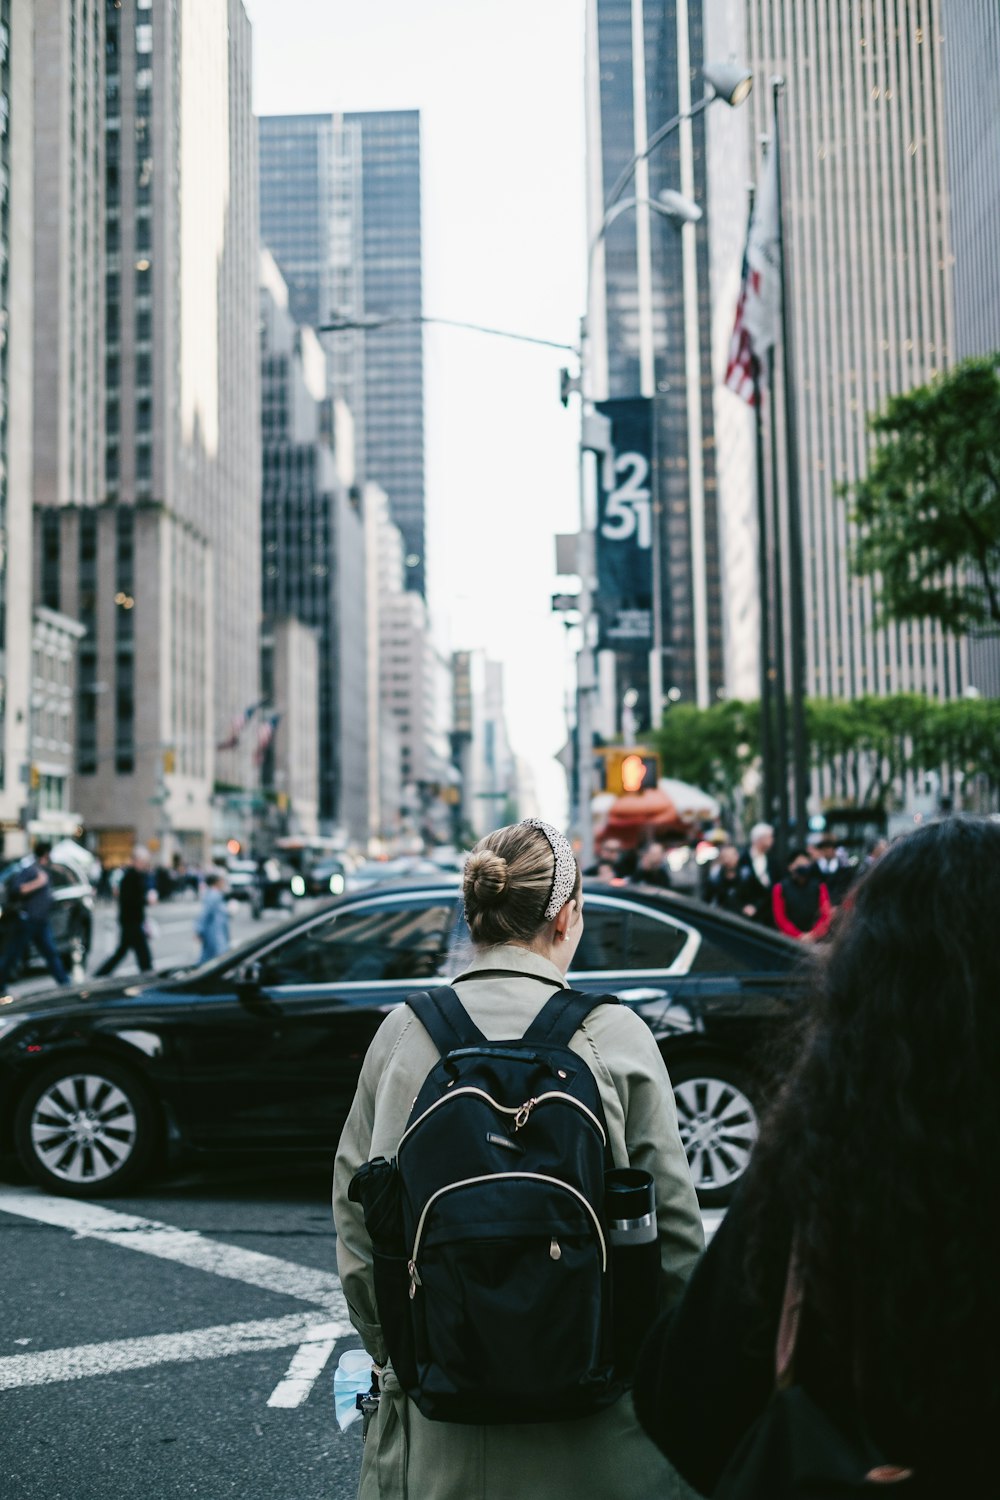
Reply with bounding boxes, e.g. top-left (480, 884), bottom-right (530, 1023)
top-left (464, 849), bottom-right (510, 904)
